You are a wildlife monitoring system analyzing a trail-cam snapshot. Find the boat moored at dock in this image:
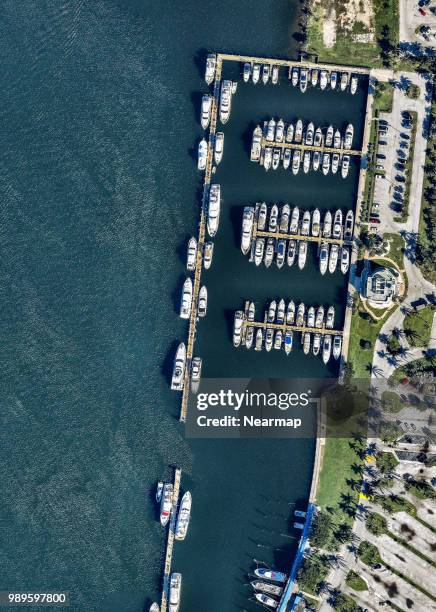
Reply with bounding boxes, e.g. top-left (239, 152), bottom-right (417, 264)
top-left (171, 343), bottom-right (187, 391)
top-left (205, 54), bottom-right (216, 85)
top-left (175, 491), bottom-right (192, 540)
